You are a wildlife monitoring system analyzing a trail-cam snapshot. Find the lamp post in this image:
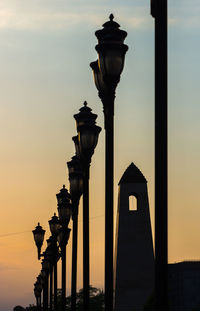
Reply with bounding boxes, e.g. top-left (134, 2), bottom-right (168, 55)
top-left (56, 185), bottom-right (72, 311)
top-left (49, 213), bottom-right (61, 311)
top-left (73, 101), bottom-right (101, 311)
top-left (90, 14), bottom-right (128, 311)
top-left (37, 275), bottom-right (43, 311)
top-left (67, 155), bottom-right (83, 311)
top-left (34, 280), bottom-right (42, 311)
top-left (32, 223), bottom-right (46, 260)
top-left (41, 253), bottom-right (50, 311)
top-left (46, 237), bottom-right (55, 311)
top-left (151, 1), bottom-right (168, 310)
top-left (35, 275), bottom-right (42, 311)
